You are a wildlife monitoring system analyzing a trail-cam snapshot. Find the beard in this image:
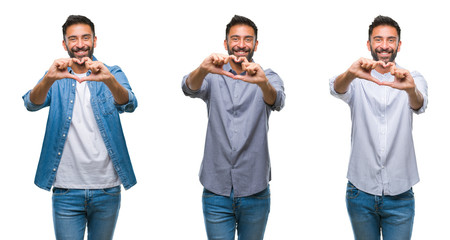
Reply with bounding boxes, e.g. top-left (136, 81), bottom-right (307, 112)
top-left (370, 45), bottom-right (398, 64)
top-left (227, 44), bottom-right (255, 64)
top-left (66, 44), bottom-right (94, 64)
